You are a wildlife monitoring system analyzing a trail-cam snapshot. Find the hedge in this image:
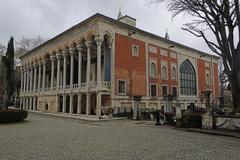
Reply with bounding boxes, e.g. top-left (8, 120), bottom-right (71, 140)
top-left (0, 109), bottom-right (28, 123)
top-left (182, 113), bottom-right (202, 128)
